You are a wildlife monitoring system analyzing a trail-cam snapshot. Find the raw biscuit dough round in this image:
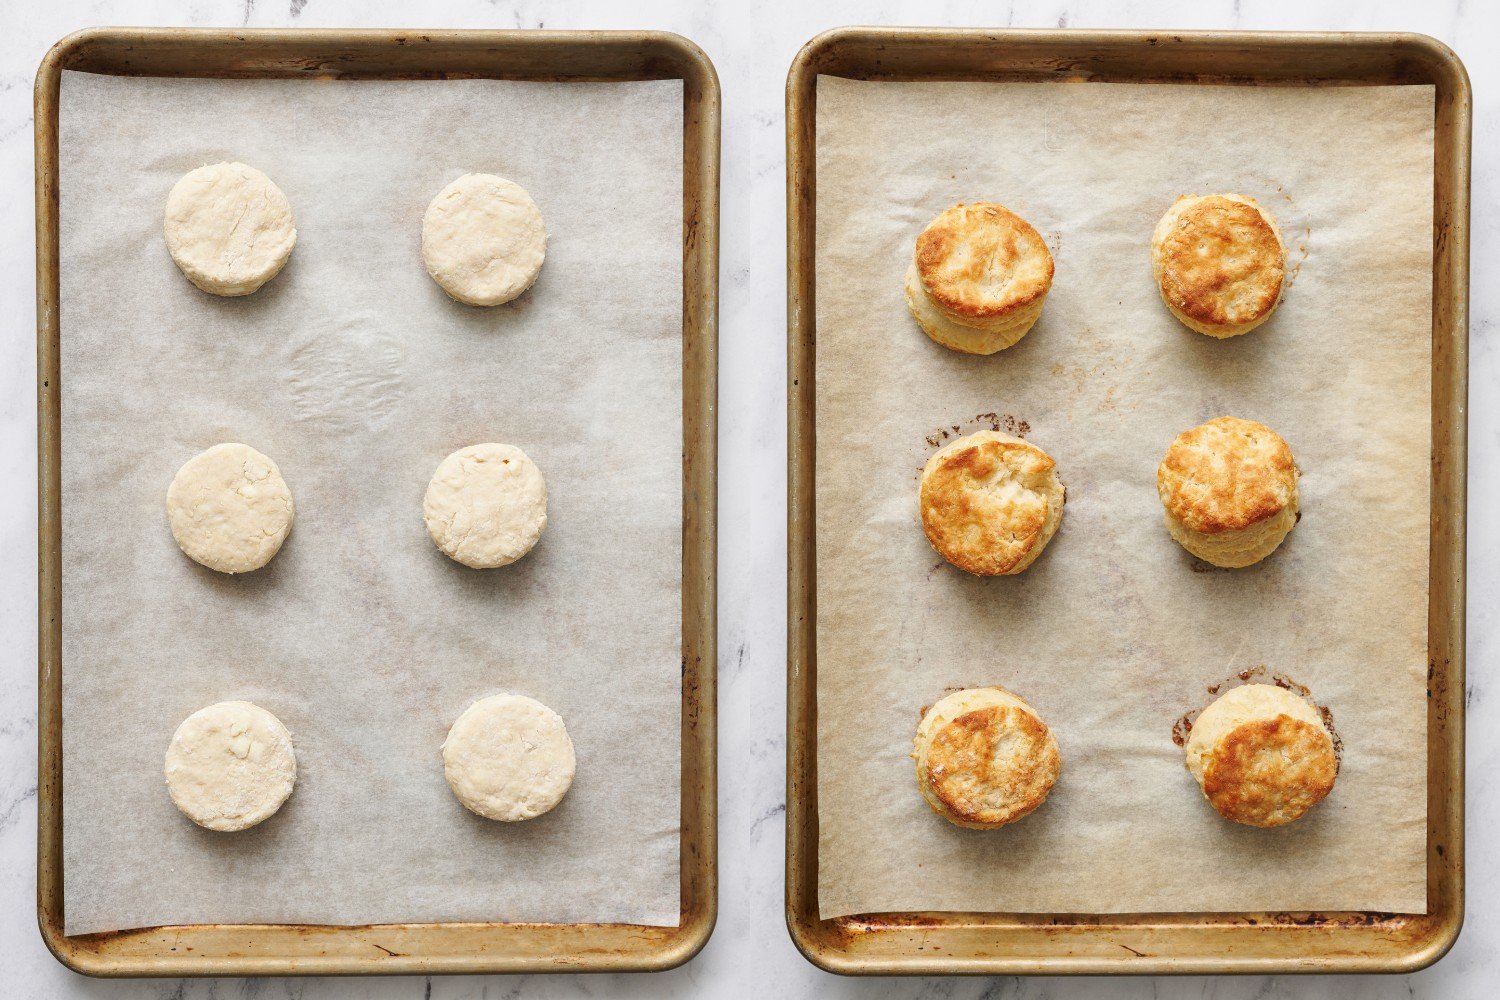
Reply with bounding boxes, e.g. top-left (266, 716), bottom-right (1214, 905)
top-left (167, 443), bottom-right (295, 574)
top-left (164, 701), bottom-right (297, 832)
top-left (424, 443), bottom-right (547, 569)
top-left (422, 173), bottom-right (547, 306)
top-left (164, 162), bottom-right (297, 296)
top-left (443, 694), bottom-right (576, 822)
